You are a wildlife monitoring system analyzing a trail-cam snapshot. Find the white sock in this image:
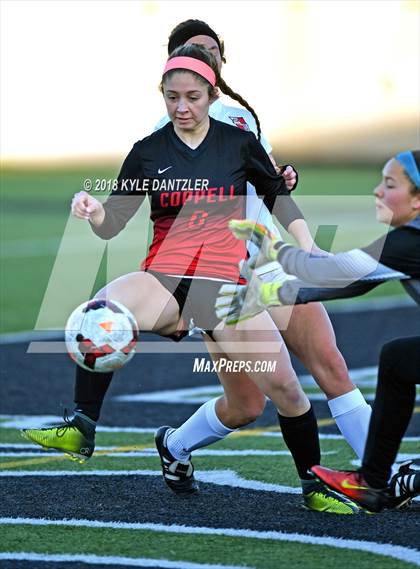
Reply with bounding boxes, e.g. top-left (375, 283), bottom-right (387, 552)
top-left (167, 398), bottom-right (235, 461)
top-left (328, 388), bottom-right (371, 460)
